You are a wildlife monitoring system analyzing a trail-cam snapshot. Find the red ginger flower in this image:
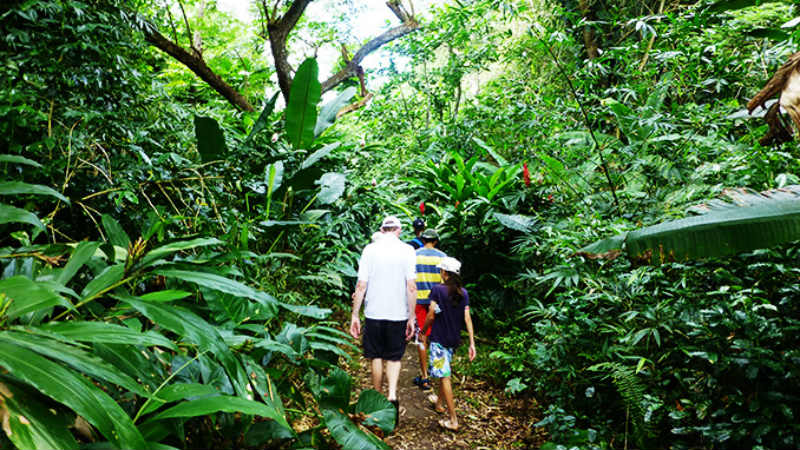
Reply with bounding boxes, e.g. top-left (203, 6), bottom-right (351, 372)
top-left (523, 162), bottom-right (531, 187)
top-left (419, 201), bottom-right (425, 215)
